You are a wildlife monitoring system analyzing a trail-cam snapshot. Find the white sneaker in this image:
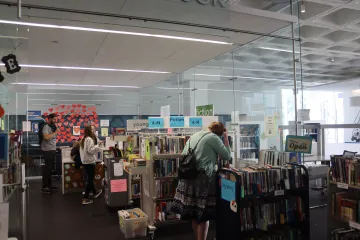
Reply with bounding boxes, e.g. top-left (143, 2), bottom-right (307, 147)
top-left (82, 192), bottom-right (94, 196)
